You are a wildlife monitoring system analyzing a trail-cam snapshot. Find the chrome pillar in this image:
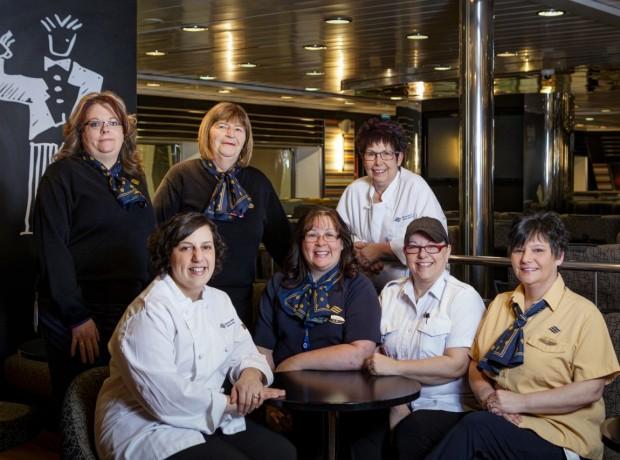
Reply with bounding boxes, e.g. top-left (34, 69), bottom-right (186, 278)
top-left (459, 0), bottom-right (494, 296)
top-left (542, 92), bottom-right (573, 209)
